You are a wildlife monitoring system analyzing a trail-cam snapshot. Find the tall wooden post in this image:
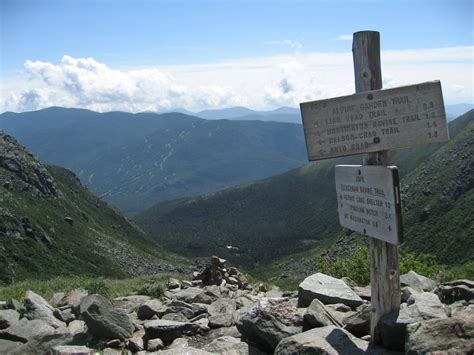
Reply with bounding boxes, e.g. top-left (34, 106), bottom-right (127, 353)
top-left (352, 31), bottom-right (401, 344)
